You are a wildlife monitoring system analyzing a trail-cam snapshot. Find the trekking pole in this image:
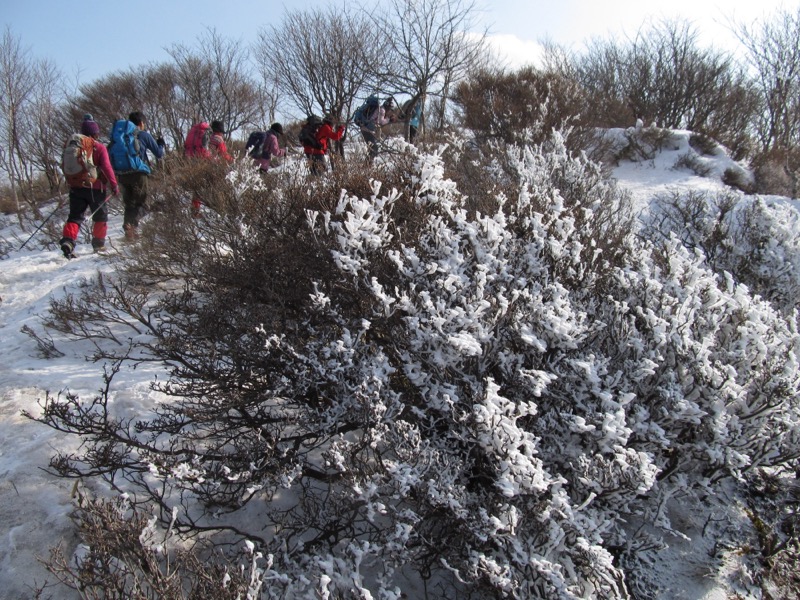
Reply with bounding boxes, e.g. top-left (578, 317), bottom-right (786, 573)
top-left (17, 199), bottom-right (65, 251)
top-left (75, 190), bottom-right (117, 243)
top-left (86, 192), bottom-right (115, 221)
